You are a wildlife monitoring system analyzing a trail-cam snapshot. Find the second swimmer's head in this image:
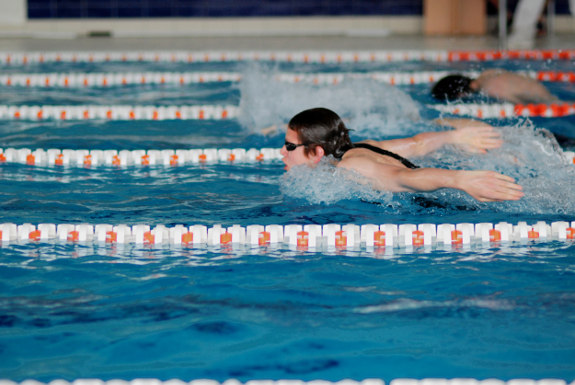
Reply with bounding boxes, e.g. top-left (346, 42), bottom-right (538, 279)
top-left (431, 74), bottom-right (474, 101)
